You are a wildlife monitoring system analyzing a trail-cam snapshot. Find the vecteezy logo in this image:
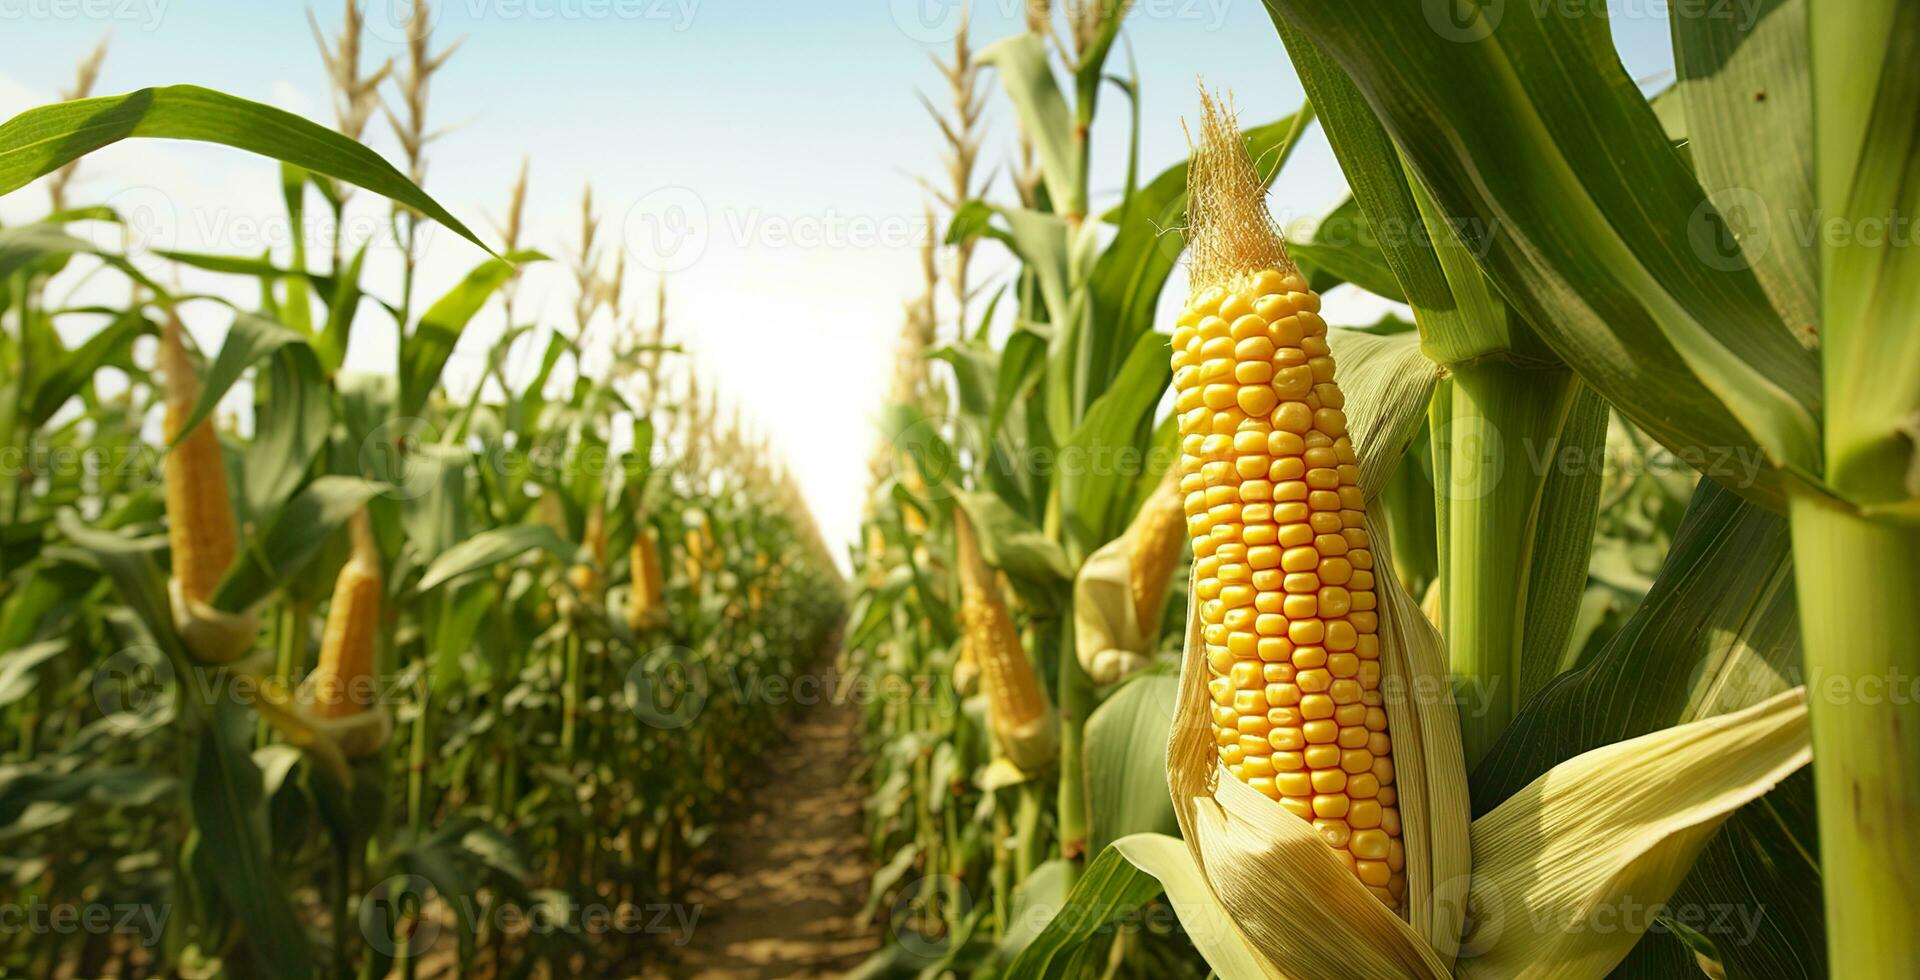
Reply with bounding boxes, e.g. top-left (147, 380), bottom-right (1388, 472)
top-left (888, 412), bottom-right (974, 501)
top-left (1433, 872), bottom-right (1504, 961)
top-left (888, 0), bottom-right (966, 44)
top-left (93, 186), bottom-right (180, 256)
top-left (889, 873), bottom-right (972, 958)
top-left (1424, 0), bottom-right (1503, 43)
top-left (626, 645), bottom-right (709, 729)
top-left (92, 645), bottom-right (176, 734)
top-left (1431, 416), bottom-right (1505, 502)
top-left (1688, 187), bottom-right (1772, 272)
top-left (359, 417), bottom-right (443, 501)
top-left (622, 186), bottom-right (710, 273)
top-left (359, 874), bottom-right (441, 957)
